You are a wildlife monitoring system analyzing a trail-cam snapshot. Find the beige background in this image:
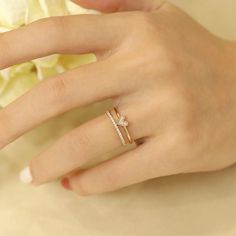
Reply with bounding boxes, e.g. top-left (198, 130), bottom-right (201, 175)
top-left (1, 1), bottom-right (236, 235)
